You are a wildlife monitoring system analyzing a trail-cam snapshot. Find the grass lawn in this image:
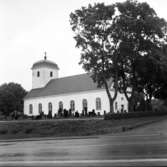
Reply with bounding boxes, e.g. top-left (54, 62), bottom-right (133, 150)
top-left (0, 115), bottom-right (166, 140)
